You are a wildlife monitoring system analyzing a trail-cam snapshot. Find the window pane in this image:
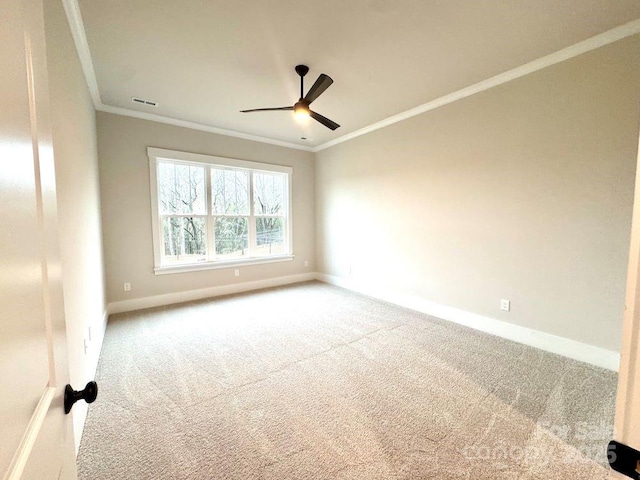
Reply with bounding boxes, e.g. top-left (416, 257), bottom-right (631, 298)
top-left (158, 162), bottom-right (206, 214)
top-left (215, 217), bottom-right (248, 259)
top-left (253, 172), bottom-right (285, 215)
top-left (162, 217), bottom-right (207, 264)
top-left (211, 168), bottom-right (249, 215)
top-left (255, 217), bottom-right (285, 256)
